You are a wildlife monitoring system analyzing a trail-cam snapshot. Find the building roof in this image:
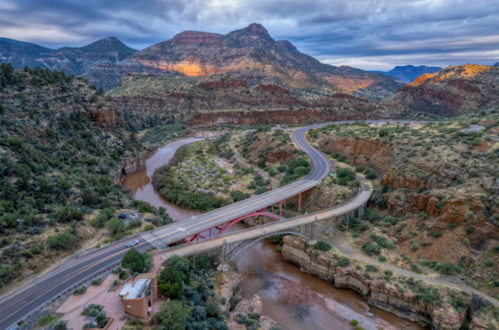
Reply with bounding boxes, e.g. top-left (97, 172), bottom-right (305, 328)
top-left (119, 278), bottom-right (151, 299)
